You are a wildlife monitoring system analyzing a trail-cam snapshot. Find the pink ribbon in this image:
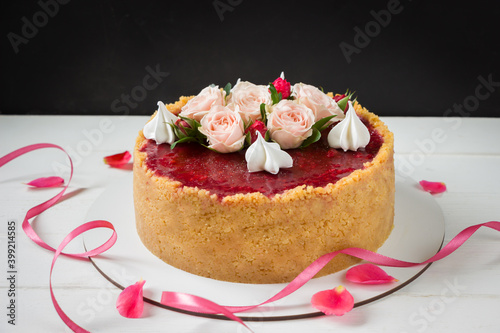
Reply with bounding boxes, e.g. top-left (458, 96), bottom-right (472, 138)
top-left (161, 221), bottom-right (500, 318)
top-left (1, 144), bottom-right (117, 333)
top-left (1, 143), bottom-right (499, 332)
